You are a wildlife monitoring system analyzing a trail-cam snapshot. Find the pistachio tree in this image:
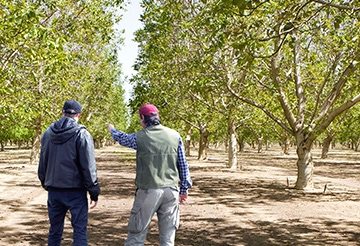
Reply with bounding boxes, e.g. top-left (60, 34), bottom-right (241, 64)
top-left (224, 1), bottom-right (360, 189)
top-left (0, 0), bottom-right (127, 159)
